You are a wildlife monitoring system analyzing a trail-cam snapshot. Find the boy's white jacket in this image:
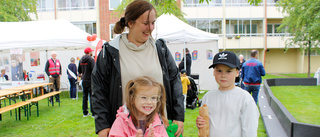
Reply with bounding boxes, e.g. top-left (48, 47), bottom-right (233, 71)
top-left (109, 104), bottom-right (168, 137)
